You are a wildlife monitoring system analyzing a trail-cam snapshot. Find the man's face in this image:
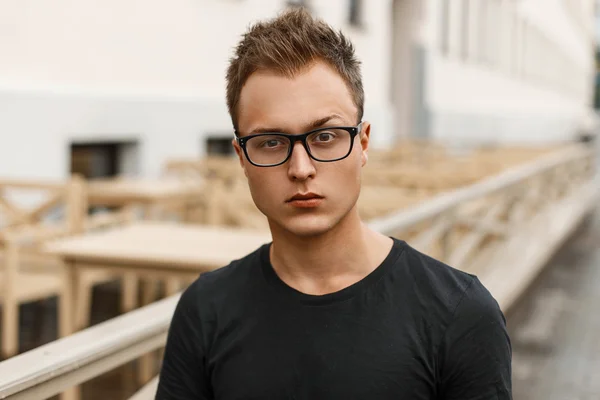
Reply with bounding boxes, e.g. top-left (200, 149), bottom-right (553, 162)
top-left (233, 61), bottom-right (370, 238)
